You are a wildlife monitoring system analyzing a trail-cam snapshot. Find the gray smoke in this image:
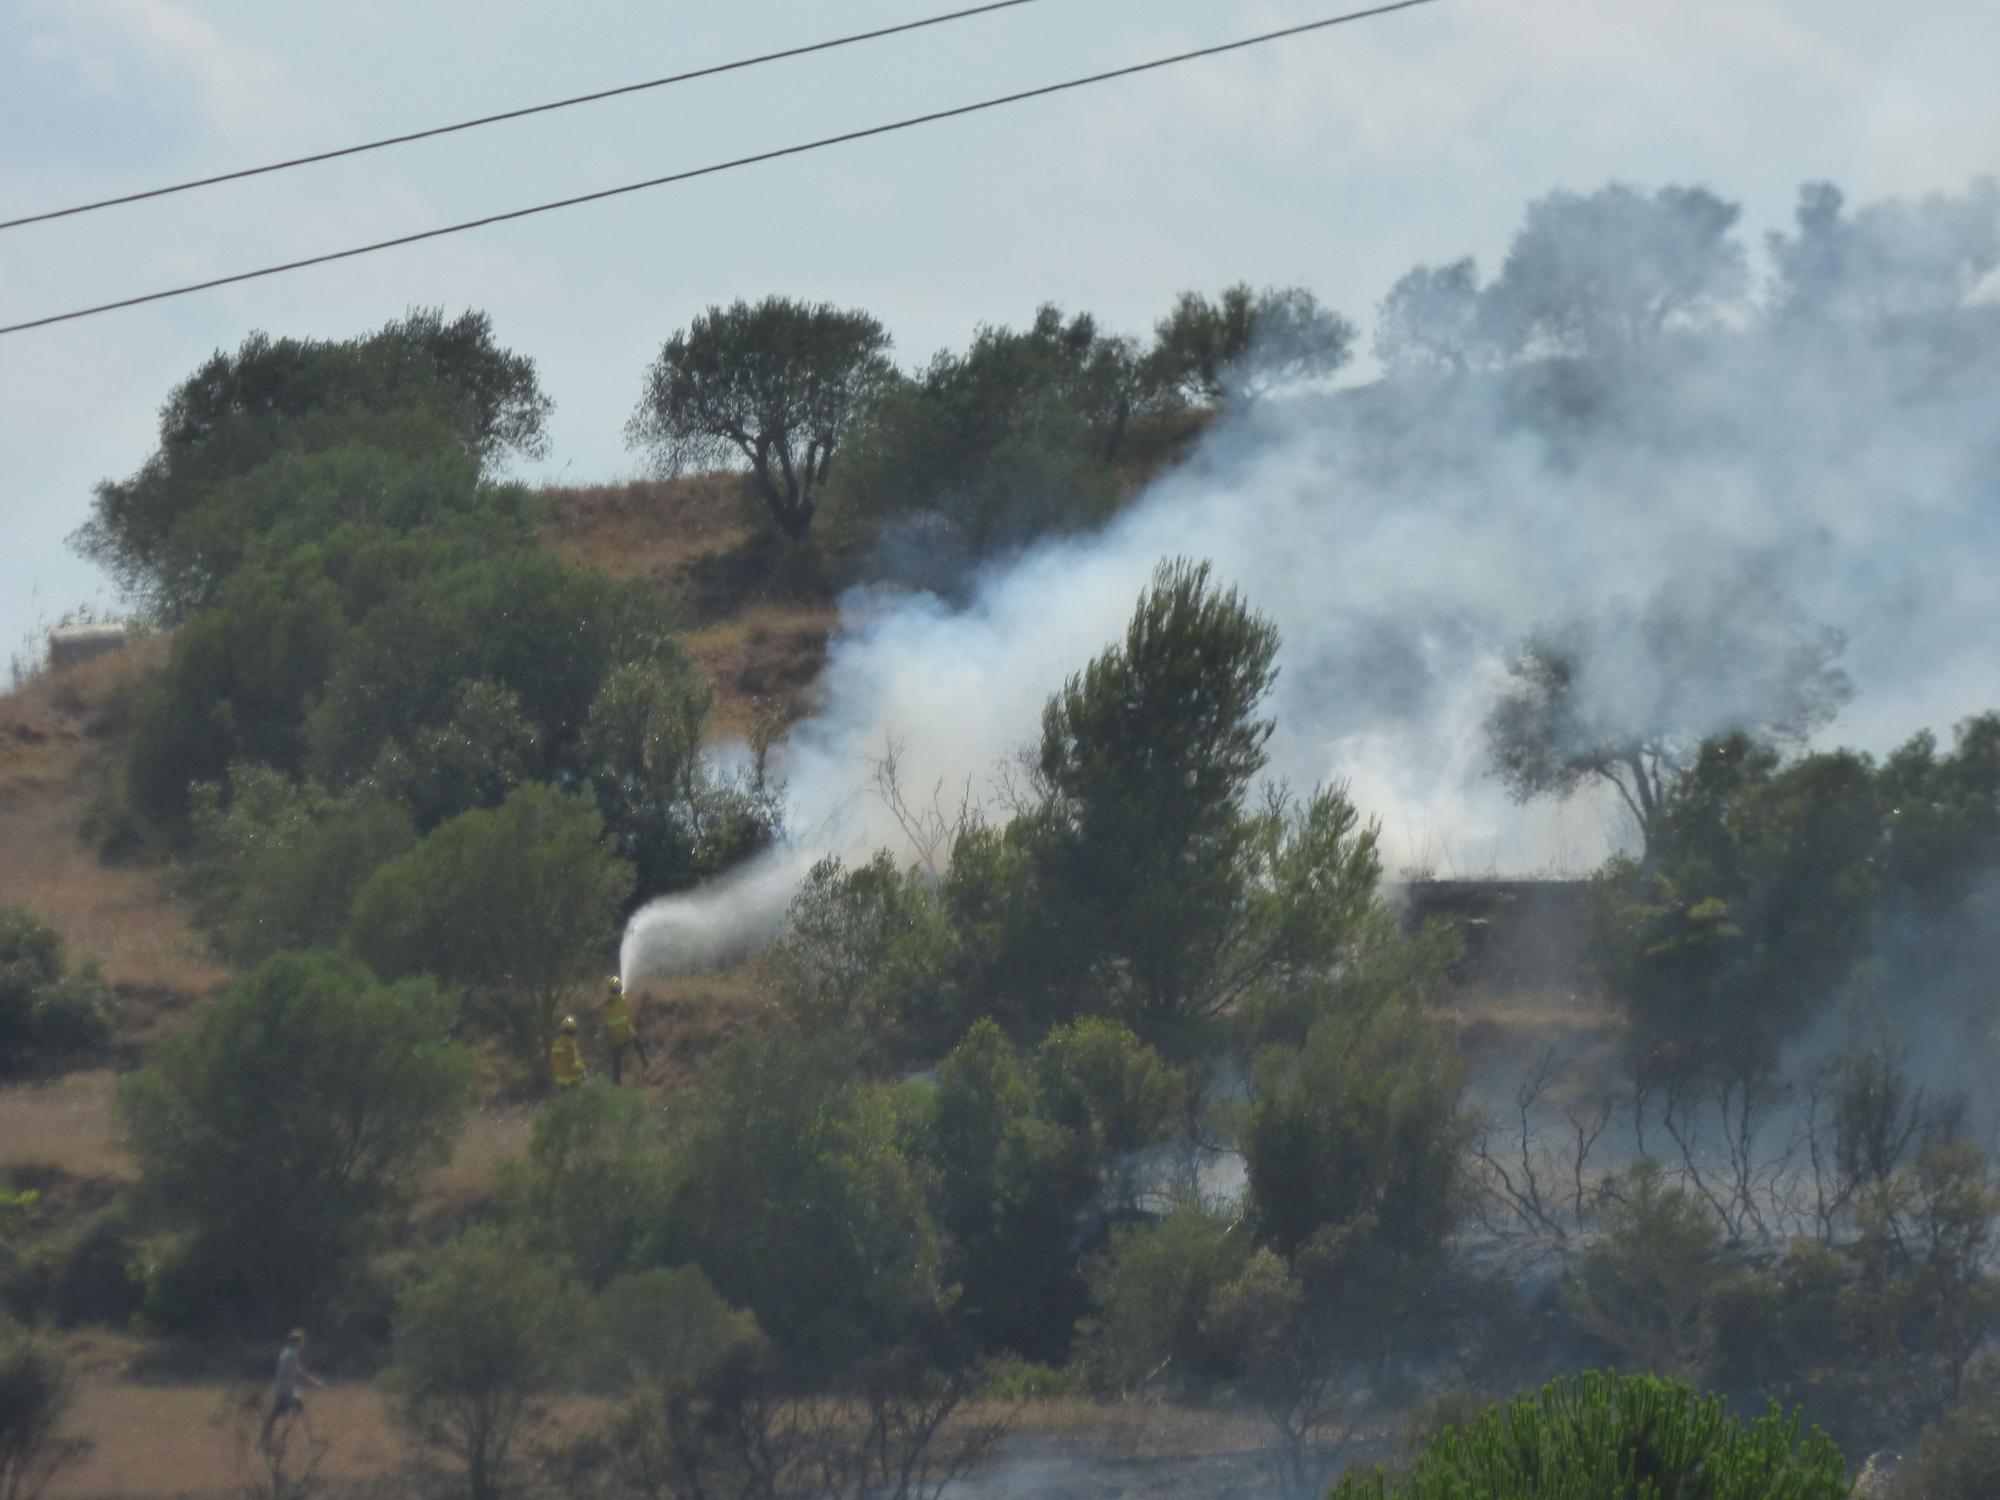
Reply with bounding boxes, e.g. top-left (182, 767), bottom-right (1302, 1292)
top-left (620, 176), bottom-right (2000, 984)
